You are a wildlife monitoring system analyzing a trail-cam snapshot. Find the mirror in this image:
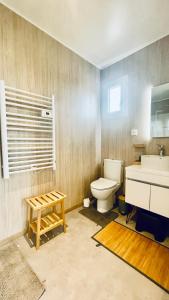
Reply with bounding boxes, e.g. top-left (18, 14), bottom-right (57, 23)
top-left (151, 82), bottom-right (169, 137)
